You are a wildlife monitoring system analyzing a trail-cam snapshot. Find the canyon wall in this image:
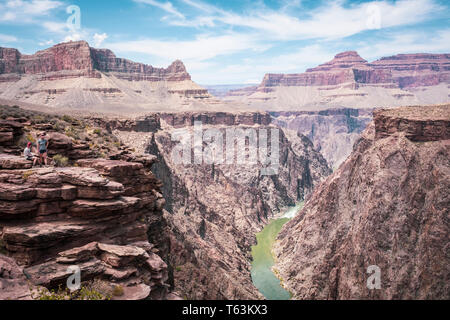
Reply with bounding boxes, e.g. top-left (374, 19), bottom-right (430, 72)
top-left (0, 113), bottom-right (175, 300)
top-left (274, 104), bottom-right (450, 299)
top-left (113, 111), bottom-right (331, 299)
top-left (226, 51), bottom-right (450, 110)
top-left (0, 41), bottom-right (190, 81)
top-left (0, 41), bottom-right (212, 113)
top-left (271, 108), bottom-right (373, 169)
